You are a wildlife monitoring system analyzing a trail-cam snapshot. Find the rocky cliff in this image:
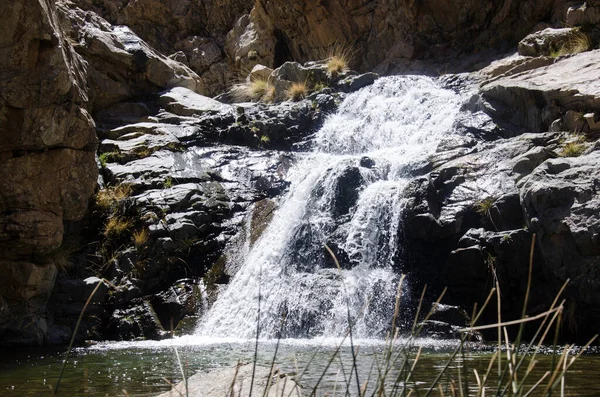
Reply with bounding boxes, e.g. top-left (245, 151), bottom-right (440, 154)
top-left (1, 0), bottom-right (599, 345)
top-left (0, 0), bottom-right (98, 344)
